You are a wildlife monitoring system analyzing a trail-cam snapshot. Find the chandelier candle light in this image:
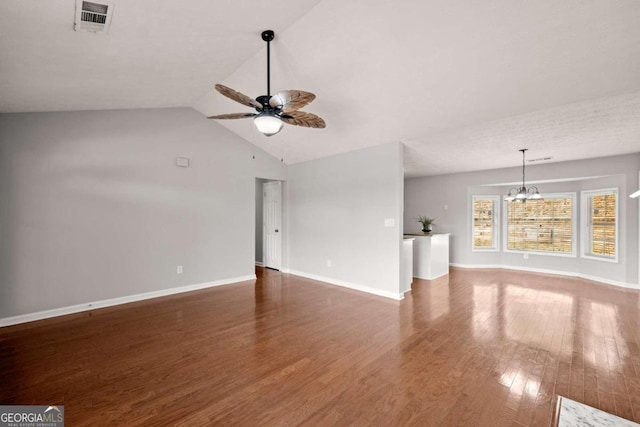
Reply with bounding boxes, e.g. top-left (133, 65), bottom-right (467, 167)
top-left (504, 149), bottom-right (543, 202)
